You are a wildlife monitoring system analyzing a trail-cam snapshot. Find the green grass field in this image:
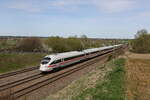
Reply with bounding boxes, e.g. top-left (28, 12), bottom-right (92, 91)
top-left (73, 58), bottom-right (126, 100)
top-left (0, 53), bottom-right (47, 73)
